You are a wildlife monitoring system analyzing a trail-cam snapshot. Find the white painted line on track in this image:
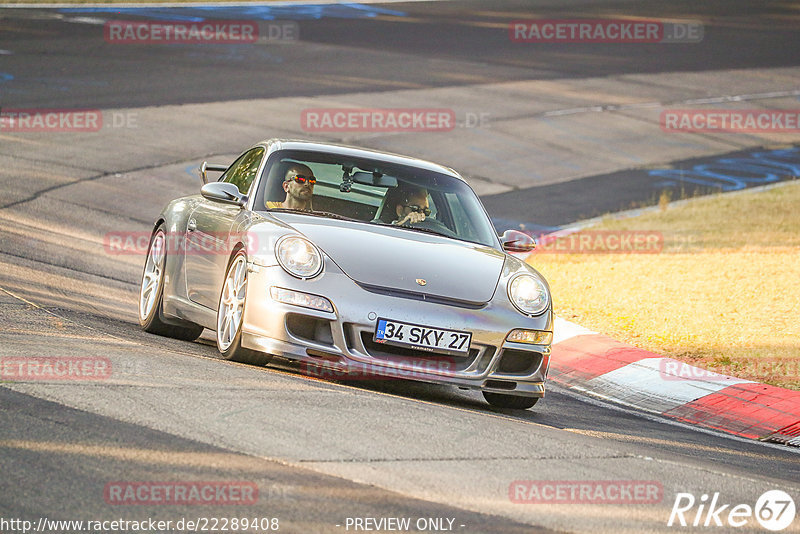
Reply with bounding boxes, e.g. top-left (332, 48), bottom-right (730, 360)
top-left (542, 89), bottom-right (800, 117)
top-left (552, 316), bottom-right (596, 345)
top-left (584, 357), bottom-right (752, 413)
